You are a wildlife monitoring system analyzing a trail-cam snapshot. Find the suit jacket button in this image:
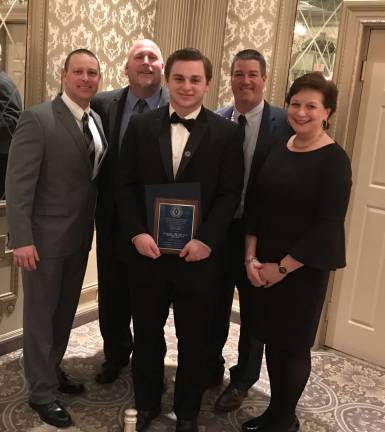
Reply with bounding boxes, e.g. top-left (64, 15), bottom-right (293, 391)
top-left (184, 151), bottom-right (191, 158)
